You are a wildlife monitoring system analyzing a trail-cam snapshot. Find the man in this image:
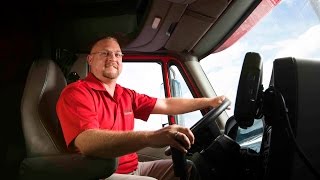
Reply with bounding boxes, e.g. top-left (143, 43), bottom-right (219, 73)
top-left (56, 36), bottom-right (229, 180)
